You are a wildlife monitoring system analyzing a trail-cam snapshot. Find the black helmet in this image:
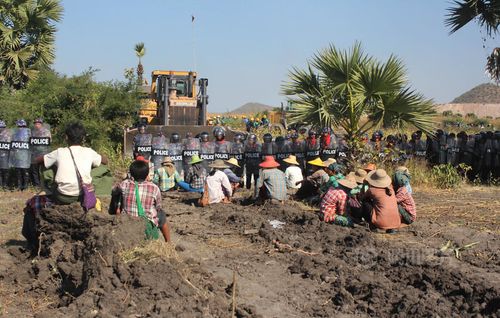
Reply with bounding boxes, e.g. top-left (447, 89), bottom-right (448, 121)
top-left (308, 129), bottom-right (316, 137)
top-left (248, 134), bottom-right (257, 142)
top-left (263, 133), bottom-right (272, 143)
top-left (321, 127), bottom-right (331, 135)
top-left (291, 133), bottom-right (299, 140)
top-left (200, 132), bottom-right (209, 142)
top-left (234, 133), bottom-right (243, 143)
top-left (170, 132), bottom-right (180, 143)
top-left (186, 132), bottom-right (193, 138)
top-left (275, 136), bottom-right (285, 145)
top-left (213, 126), bottom-right (225, 137)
